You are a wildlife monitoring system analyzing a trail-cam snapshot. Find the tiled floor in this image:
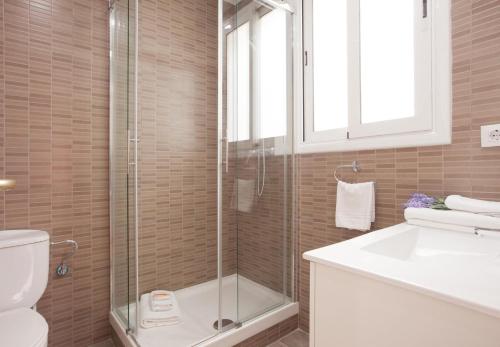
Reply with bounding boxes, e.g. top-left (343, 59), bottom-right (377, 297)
top-left (267, 329), bottom-right (309, 347)
top-left (88, 339), bottom-right (116, 347)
